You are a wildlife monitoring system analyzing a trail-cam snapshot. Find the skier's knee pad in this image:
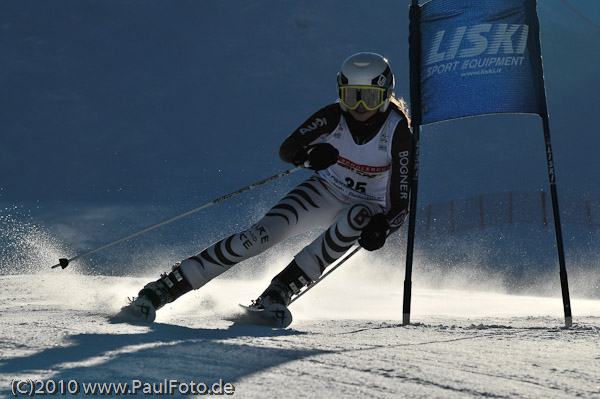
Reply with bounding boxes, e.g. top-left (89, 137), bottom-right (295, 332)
top-left (345, 203), bottom-right (373, 232)
top-left (333, 203), bottom-right (374, 243)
